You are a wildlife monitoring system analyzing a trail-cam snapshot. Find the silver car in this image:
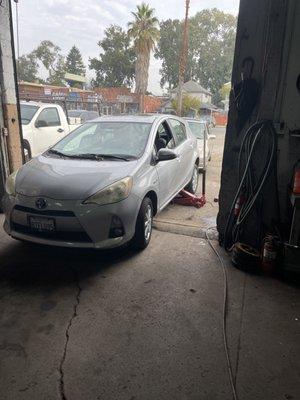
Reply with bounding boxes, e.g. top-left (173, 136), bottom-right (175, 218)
top-left (3, 115), bottom-right (199, 250)
top-left (185, 119), bottom-right (216, 168)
